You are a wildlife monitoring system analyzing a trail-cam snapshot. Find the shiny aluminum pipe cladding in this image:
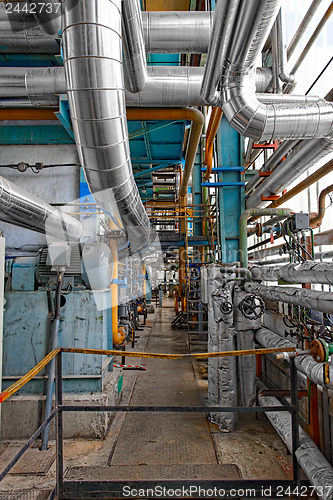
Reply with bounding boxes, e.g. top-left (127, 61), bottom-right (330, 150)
top-left (142, 11), bottom-right (213, 54)
top-left (0, 67), bottom-right (65, 106)
top-left (122, 0), bottom-right (147, 93)
top-left (205, 0), bottom-right (333, 141)
top-left (201, 0), bottom-right (241, 106)
top-left (246, 137), bottom-right (333, 208)
top-left (27, 0), bottom-right (61, 35)
top-left (62, 0), bottom-right (150, 253)
top-left (125, 66), bottom-right (206, 107)
top-left (0, 3), bottom-right (59, 53)
top-left (0, 176), bottom-right (82, 241)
